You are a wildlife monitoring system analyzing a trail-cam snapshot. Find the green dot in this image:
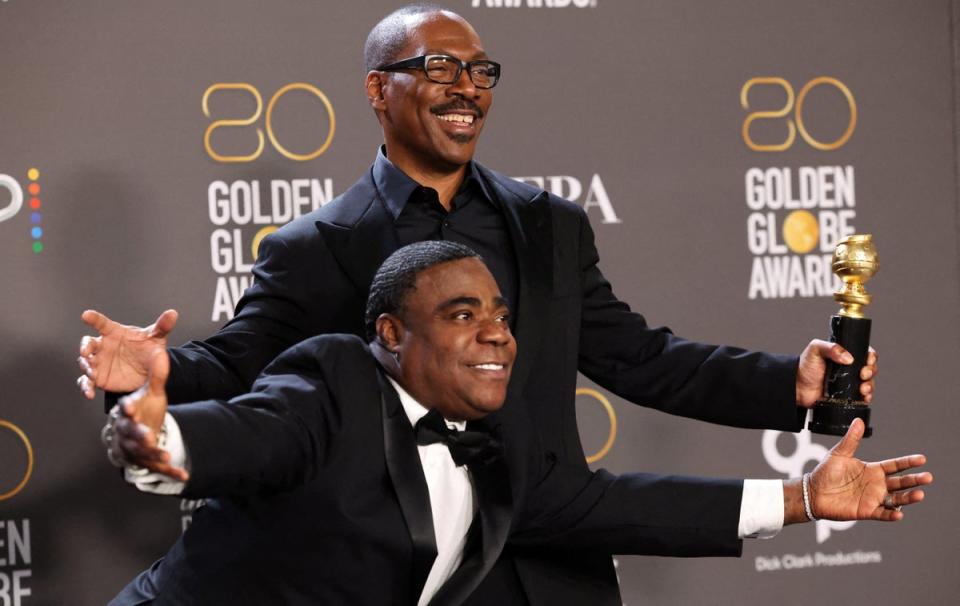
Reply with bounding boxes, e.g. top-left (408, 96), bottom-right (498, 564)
top-left (32, 242), bottom-right (43, 253)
